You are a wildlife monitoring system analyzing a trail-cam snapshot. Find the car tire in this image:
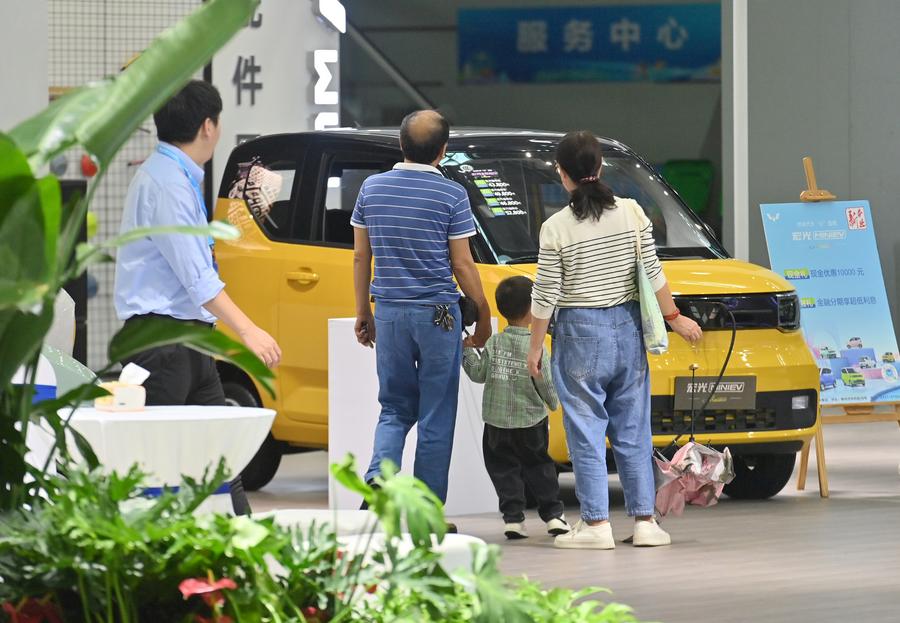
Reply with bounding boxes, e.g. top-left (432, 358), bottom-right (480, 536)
top-left (223, 381), bottom-right (282, 492)
top-left (723, 453), bottom-right (795, 500)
